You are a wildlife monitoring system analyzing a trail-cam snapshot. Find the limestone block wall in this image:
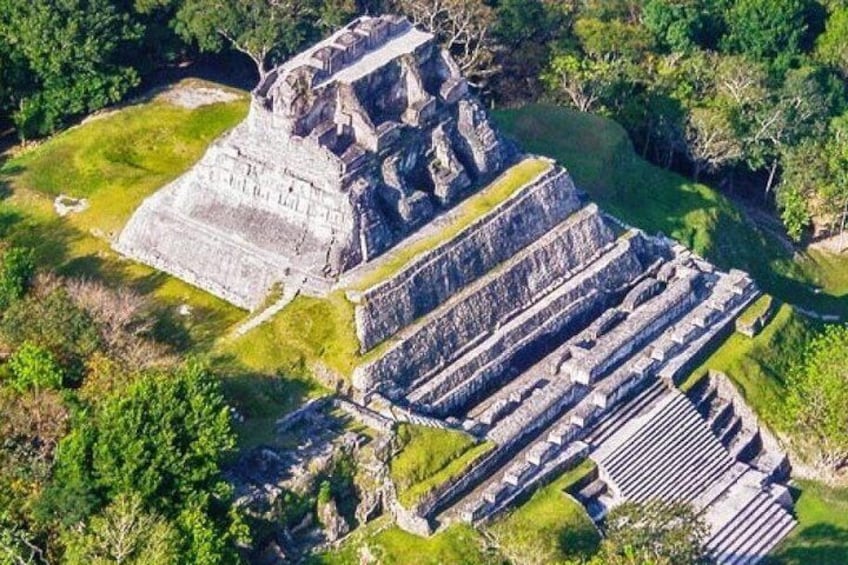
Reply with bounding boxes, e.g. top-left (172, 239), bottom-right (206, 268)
top-left (353, 165), bottom-right (581, 351)
top-left (566, 272), bottom-right (703, 384)
top-left (353, 234), bottom-right (652, 393)
top-left (115, 183), bottom-right (290, 309)
top-left (418, 292), bottom-right (604, 416)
